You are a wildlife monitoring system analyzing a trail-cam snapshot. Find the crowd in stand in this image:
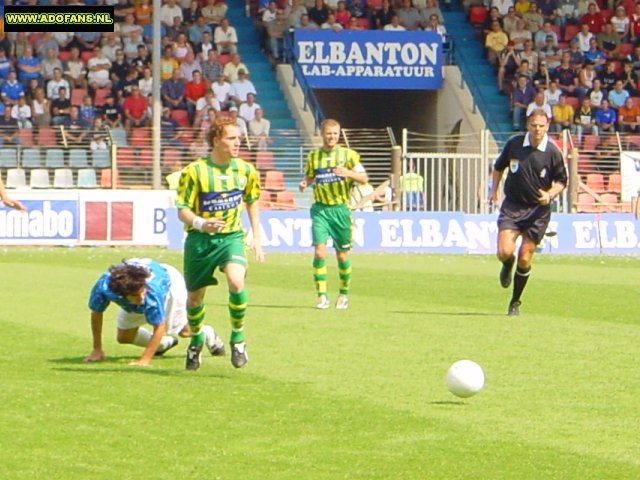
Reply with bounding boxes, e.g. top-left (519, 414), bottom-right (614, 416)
top-left (0, 0), bottom-right (276, 154)
top-left (474, 0), bottom-right (640, 137)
